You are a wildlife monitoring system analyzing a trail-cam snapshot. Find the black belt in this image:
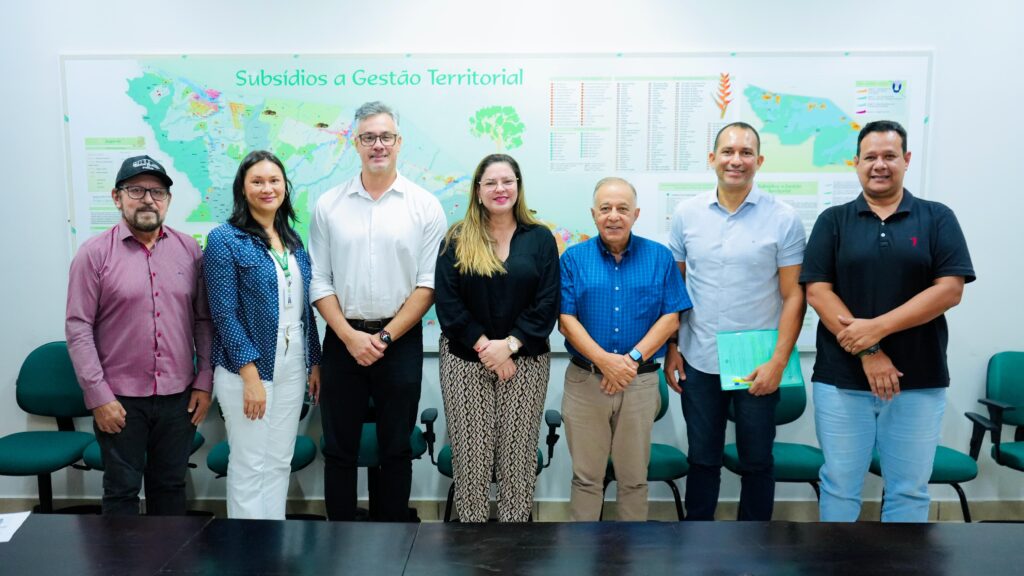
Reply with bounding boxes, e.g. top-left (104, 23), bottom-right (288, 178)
top-left (349, 318), bottom-right (393, 332)
top-left (570, 355), bottom-right (660, 375)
